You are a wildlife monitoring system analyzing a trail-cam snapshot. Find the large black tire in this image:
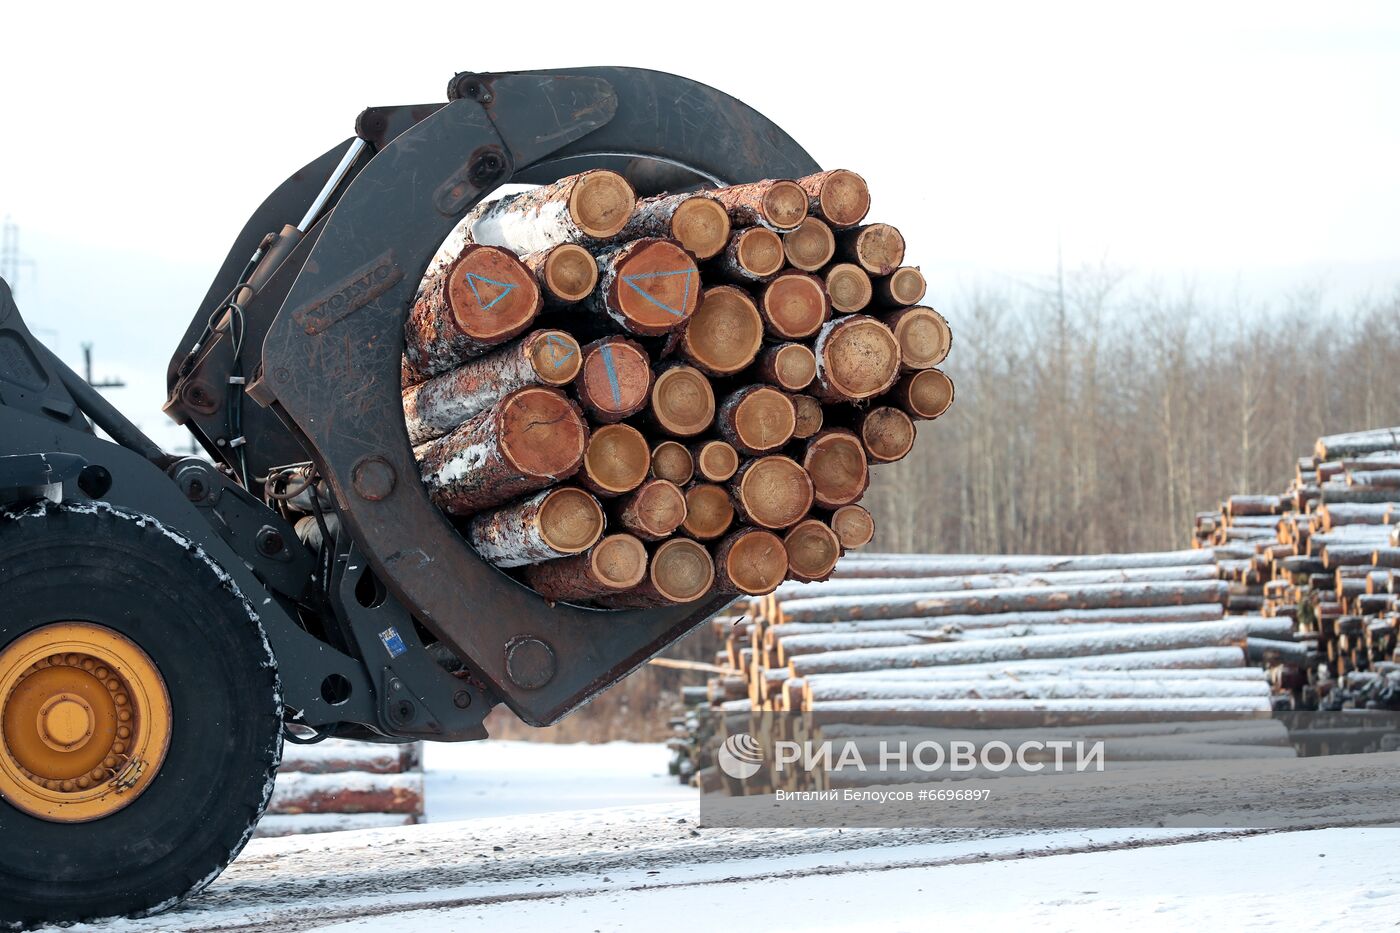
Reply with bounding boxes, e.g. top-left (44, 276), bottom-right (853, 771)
top-left (0, 502), bottom-right (282, 928)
